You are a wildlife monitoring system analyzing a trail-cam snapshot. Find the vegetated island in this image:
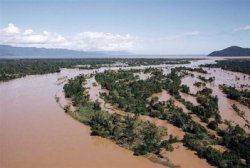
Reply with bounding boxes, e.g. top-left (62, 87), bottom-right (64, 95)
top-left (202, 59), bottom-right (250, 75)
top-left (0, 58), bottom-right (194, 81)
top-left (208, 46), bottom-right (250, 57)
top-left (63, 67), bottom-right (250, 168)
